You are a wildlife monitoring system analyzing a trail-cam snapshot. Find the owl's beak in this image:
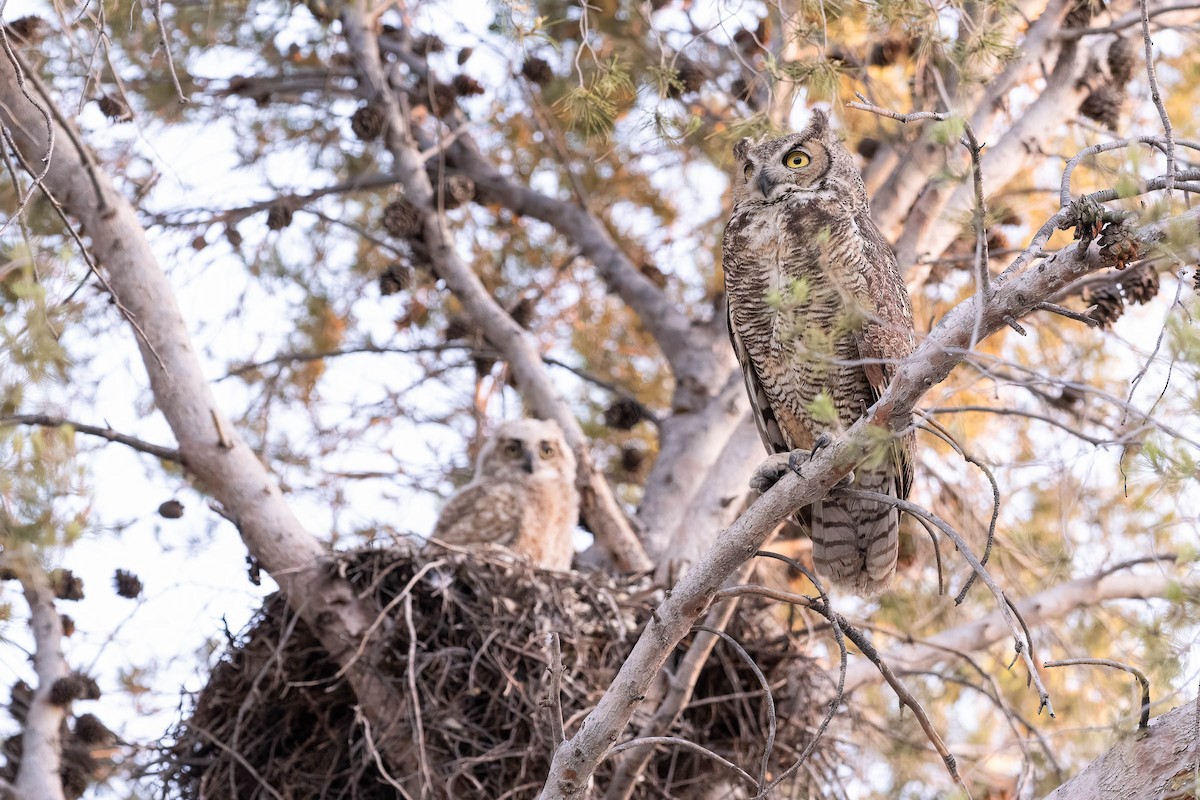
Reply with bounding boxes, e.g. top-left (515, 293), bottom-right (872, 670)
top-left (521, 451), bottom-right (535, 474)
top-left (756, 171), bottom-right (775, 200)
